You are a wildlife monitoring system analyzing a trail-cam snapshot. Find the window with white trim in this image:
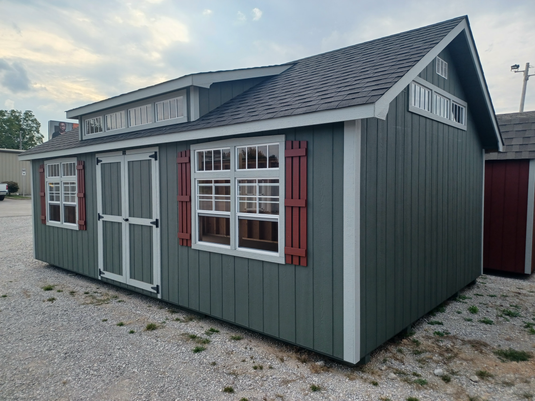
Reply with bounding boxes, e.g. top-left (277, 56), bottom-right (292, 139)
top-left (45, 159), bottom-right (78, 228)
top-left (409, 78), bottom-right (467, 130)
top-left (105, 110), bottom-right (126, 131)
top-left (128, 104), bottom-right (153, 127)
top-left (436, 56), bottom-right (448, 79)
top-left (191, 136), bottom-right (285, 263)
top-left (156, 96), bottom-right (185, 122)
top-left (86, 117), bottom-right (103, 134)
